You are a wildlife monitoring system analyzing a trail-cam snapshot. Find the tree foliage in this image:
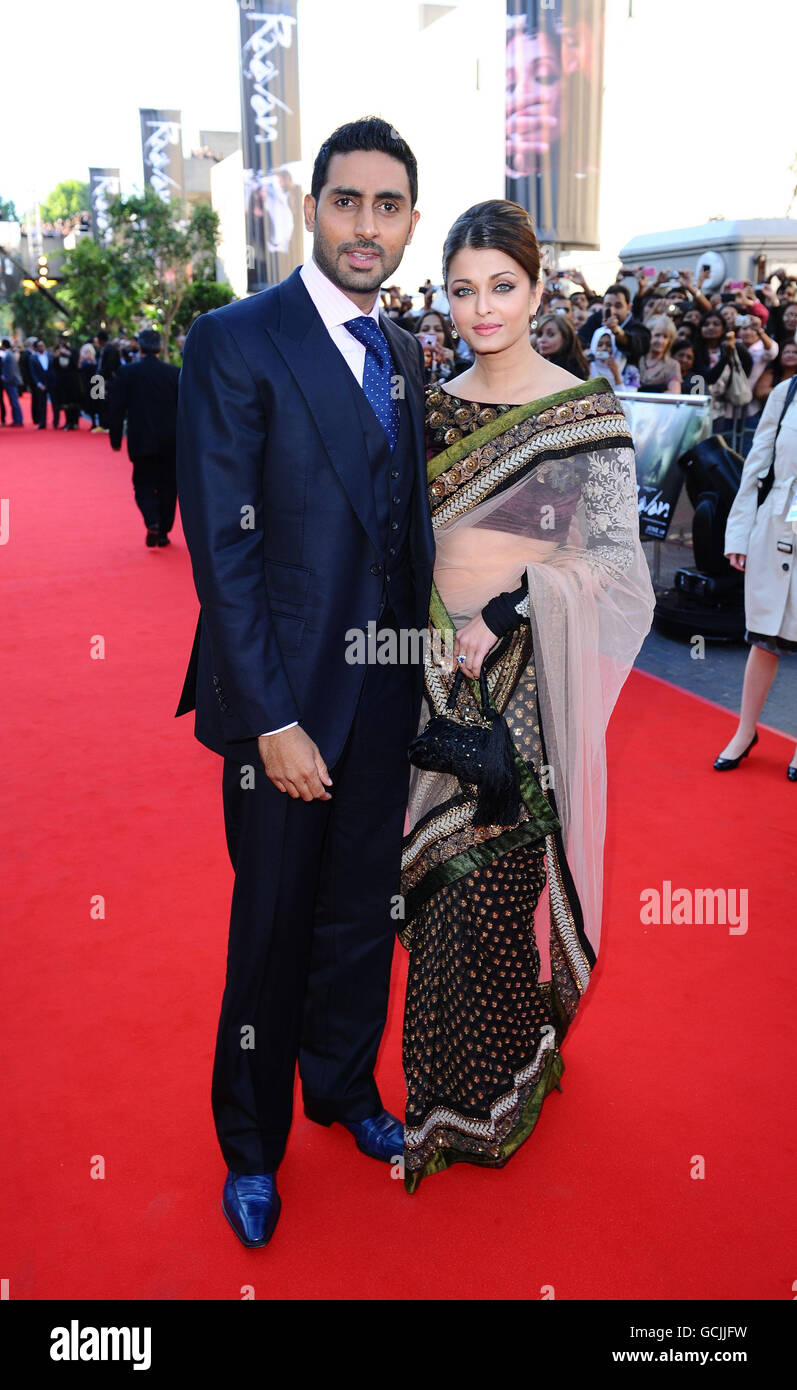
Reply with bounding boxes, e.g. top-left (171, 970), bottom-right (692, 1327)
top-left (58, 189), bottom-right (234, 359)
top-left (58, 236), bottom-right (141, 342)
top-left (39, 180), bottom-right (90, 224)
